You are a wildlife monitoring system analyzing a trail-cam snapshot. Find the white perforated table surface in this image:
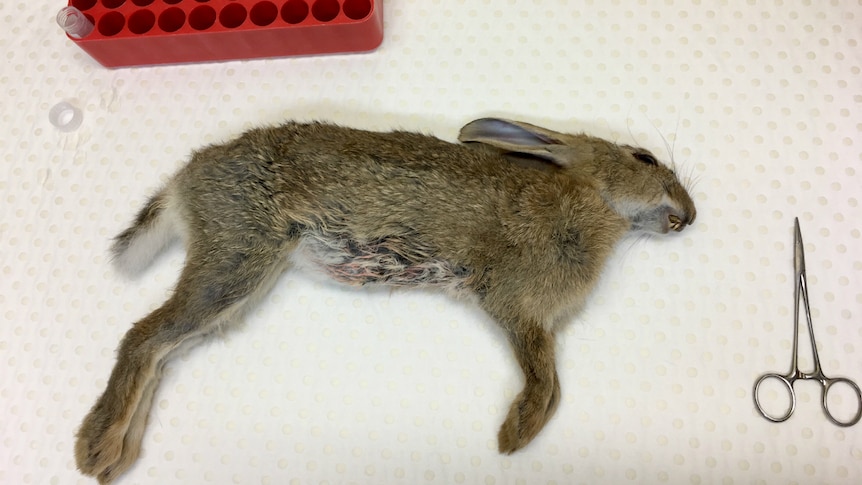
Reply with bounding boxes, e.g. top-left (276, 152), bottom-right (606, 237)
top-left (2, 1), bottom-right (861, 484)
